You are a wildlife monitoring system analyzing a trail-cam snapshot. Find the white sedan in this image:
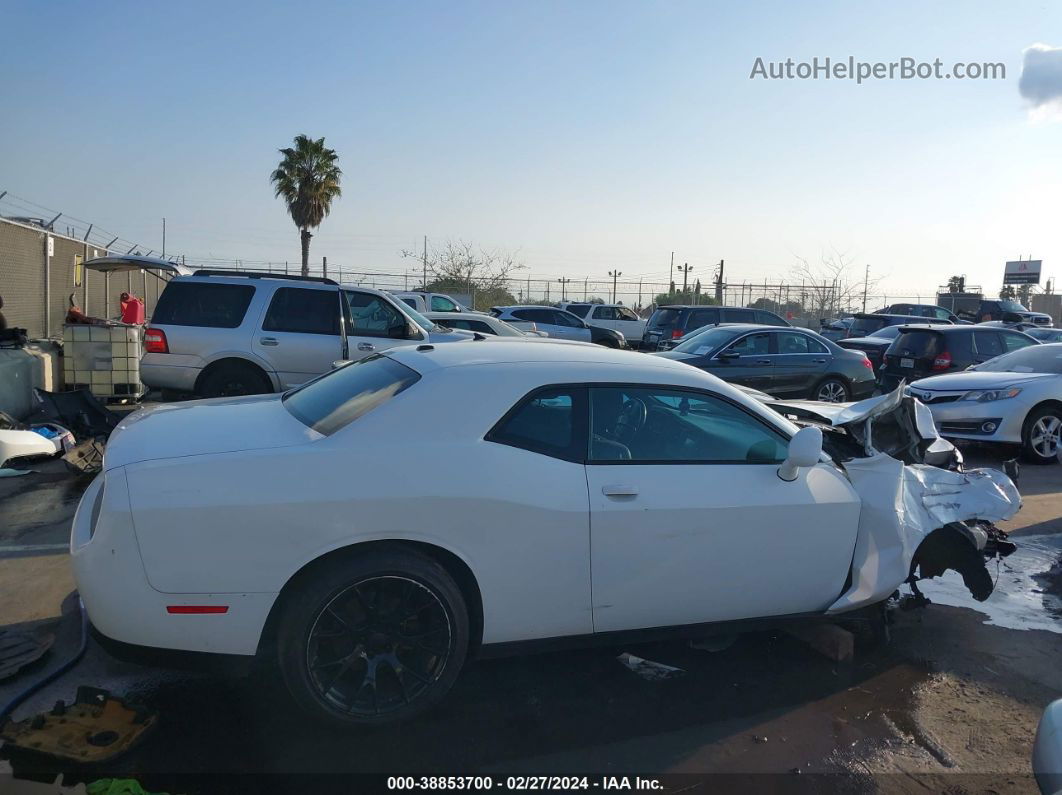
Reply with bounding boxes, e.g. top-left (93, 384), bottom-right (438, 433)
top-left (71, 340), bottom-right (1018, 725)
top-left (910, 343), bottom-right (1062, 463)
